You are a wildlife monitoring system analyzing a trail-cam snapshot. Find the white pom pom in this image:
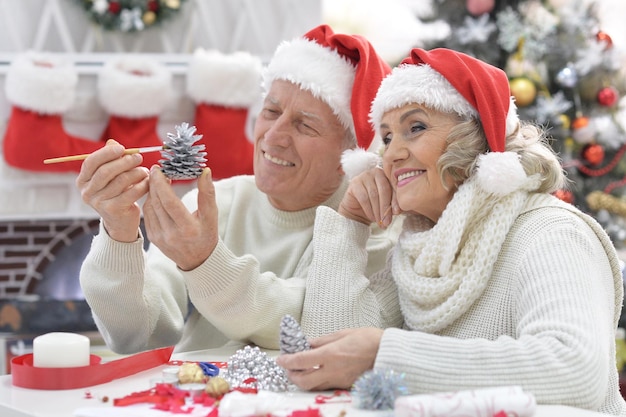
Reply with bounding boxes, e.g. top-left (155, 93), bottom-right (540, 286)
top-left (476, 152), bottom-right (527, 196)
top-left (341, 148), bottom-right (381, 180)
